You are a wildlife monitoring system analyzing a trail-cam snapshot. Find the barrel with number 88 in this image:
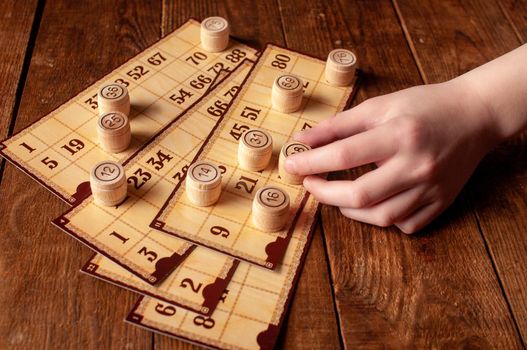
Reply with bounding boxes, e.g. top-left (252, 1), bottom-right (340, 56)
top-left (279, 141), bottom-right (311, 185)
